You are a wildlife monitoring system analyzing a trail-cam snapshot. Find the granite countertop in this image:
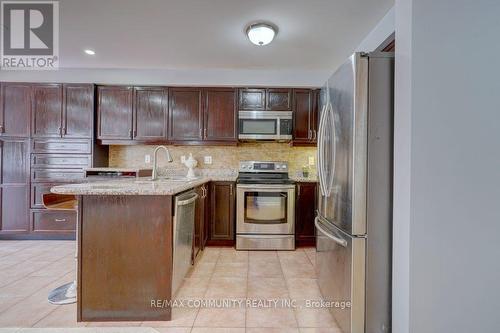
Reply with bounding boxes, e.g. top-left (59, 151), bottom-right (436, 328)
top-left (51, 177), bottom-right (212, 196)
top-left (291, 176), bottom-right (318, 183)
